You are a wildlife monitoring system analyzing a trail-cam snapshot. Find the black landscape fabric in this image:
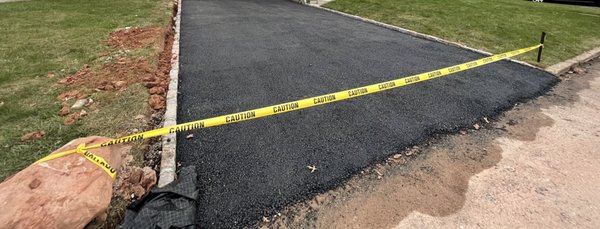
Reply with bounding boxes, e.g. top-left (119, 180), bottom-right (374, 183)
top-left (120, 166), bottom-right (198, 229)
top-left (176, 0), bottom-right (559, 227)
